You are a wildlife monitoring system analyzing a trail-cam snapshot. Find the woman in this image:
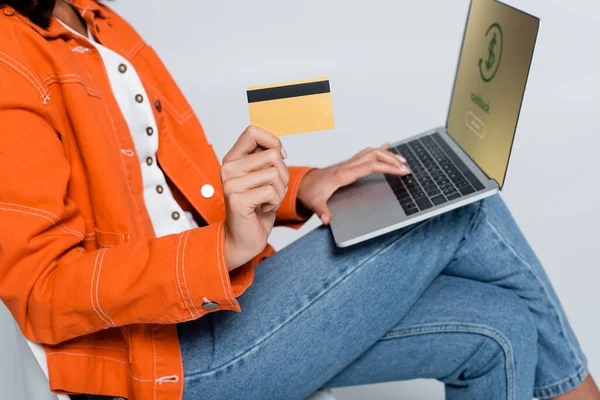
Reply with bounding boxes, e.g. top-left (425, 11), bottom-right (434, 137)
top-left (0, 0), bottom-right (597, 399)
